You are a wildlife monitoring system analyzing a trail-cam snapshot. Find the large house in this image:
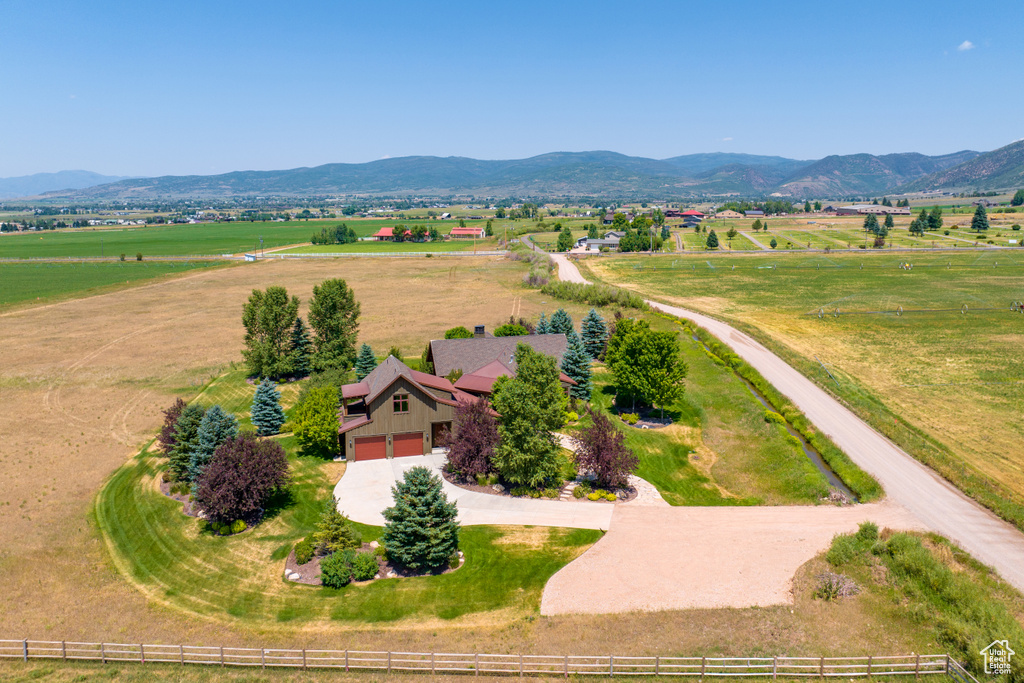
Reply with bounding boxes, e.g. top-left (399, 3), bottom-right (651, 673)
top-left (448, 226), bottom-right (486, 239)
top-left (337, 331), bottom-right (575, 461)
top-left (370, 226), bottom-right (413, 241)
